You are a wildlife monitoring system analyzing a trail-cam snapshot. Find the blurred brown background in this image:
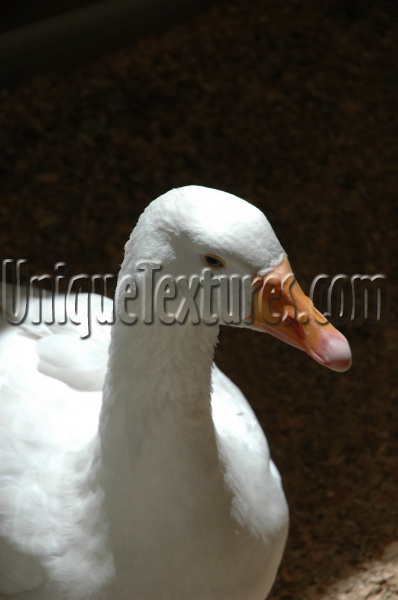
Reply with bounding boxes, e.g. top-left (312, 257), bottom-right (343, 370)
top-left (0, 0), bottom-right (397, 597)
